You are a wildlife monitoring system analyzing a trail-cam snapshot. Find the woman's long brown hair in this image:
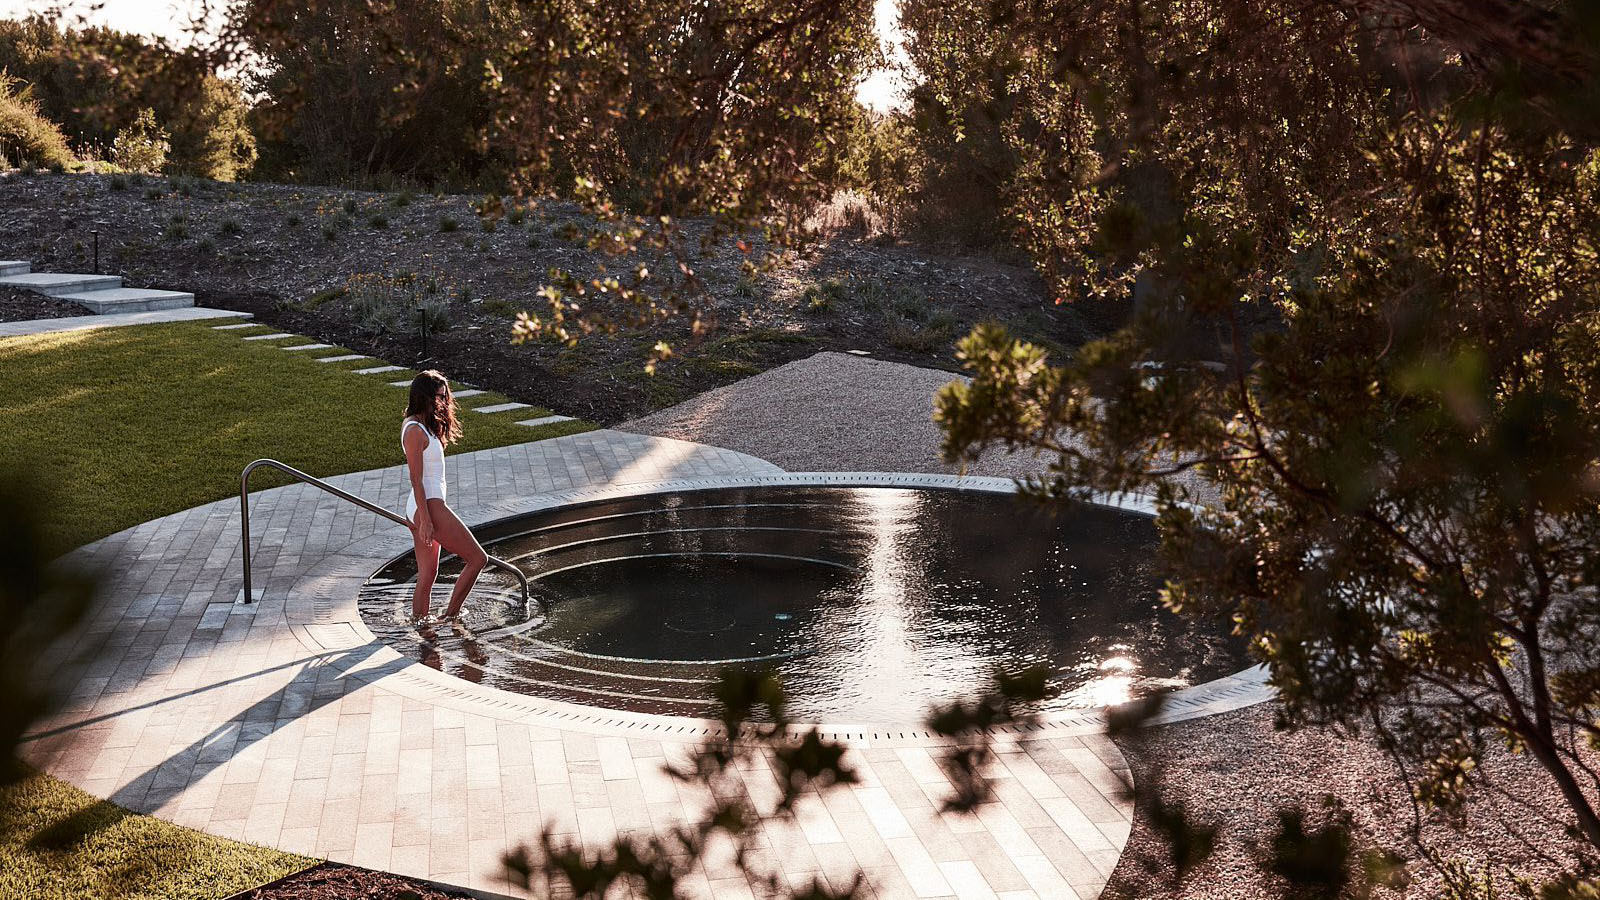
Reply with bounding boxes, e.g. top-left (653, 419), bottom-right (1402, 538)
top-left (404, 370), bottom-right (462, 446)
